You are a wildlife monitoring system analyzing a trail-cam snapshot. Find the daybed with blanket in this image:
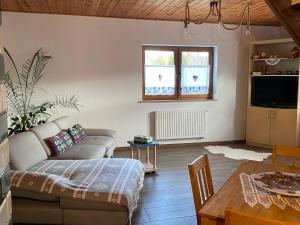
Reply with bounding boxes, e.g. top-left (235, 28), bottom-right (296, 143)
top-left (9, 131), bottom-right (145, 225)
